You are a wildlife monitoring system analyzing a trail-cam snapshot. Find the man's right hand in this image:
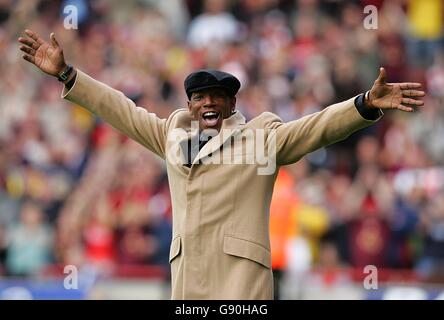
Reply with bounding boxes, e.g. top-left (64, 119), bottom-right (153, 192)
top-left (18, 29), bottom-right (67, 78)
